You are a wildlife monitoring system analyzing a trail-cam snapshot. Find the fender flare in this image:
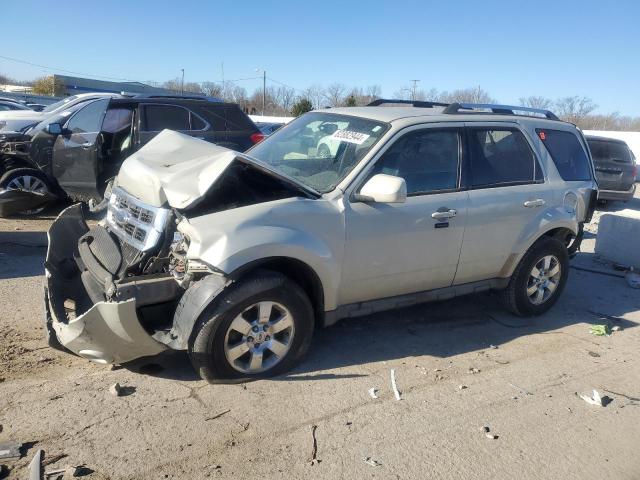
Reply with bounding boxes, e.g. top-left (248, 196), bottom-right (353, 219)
top-left (159, 274), bottom-right (230, 350)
